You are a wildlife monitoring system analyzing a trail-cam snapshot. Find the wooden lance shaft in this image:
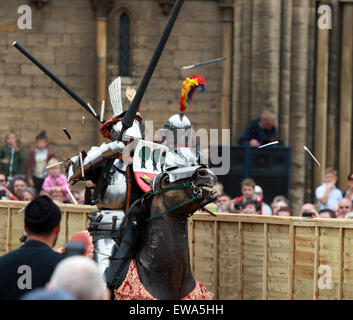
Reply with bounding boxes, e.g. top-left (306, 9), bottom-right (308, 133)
top-left (92, 0), bottom-right (185, 203)
top-left (118, 0), bottom-right (185, 140)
